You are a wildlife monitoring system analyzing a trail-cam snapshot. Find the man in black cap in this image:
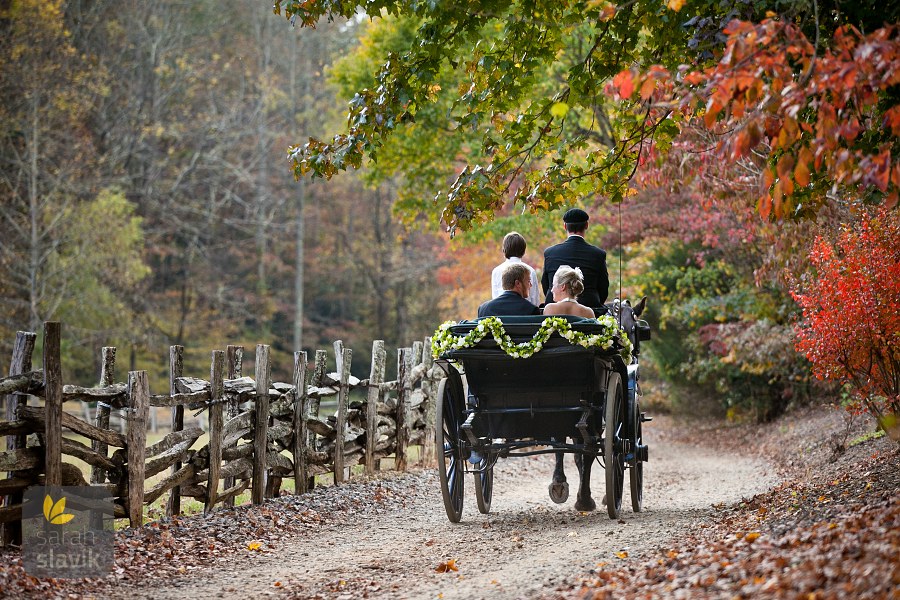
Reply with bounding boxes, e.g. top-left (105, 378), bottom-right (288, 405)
top-left (541, 208), bottom-right (610, 312)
